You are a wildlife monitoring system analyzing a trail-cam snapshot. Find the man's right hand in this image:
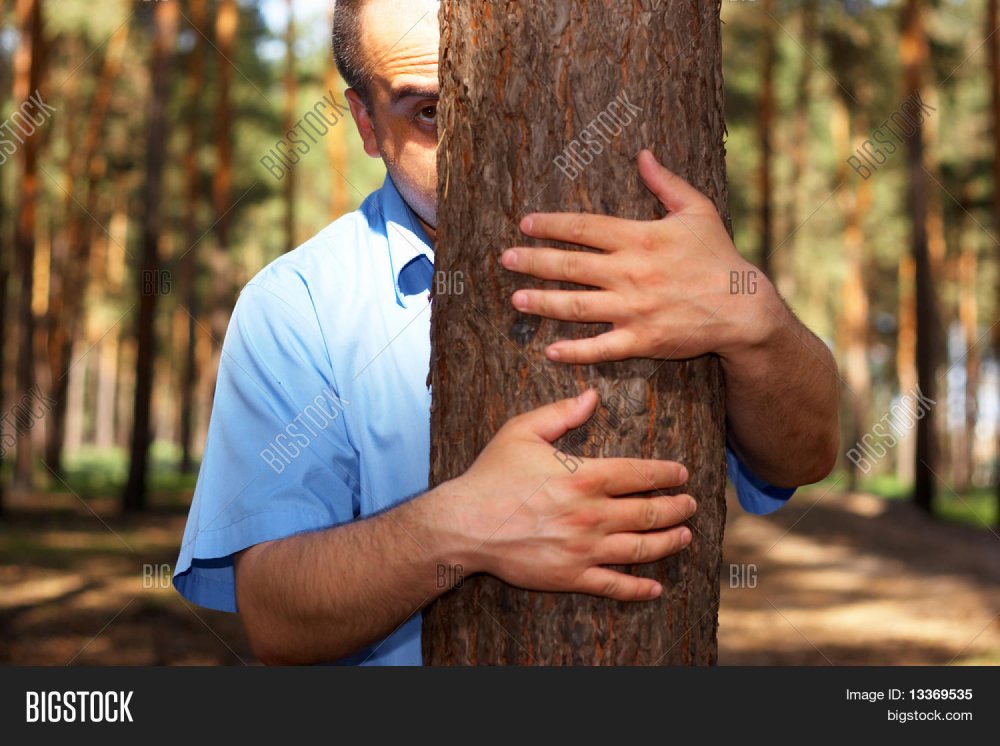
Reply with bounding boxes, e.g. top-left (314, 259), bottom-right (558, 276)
top-left (432, 389), bottom-right (697, 602)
